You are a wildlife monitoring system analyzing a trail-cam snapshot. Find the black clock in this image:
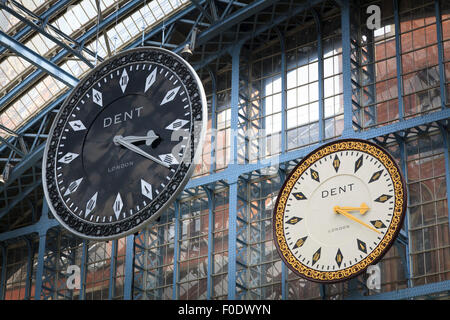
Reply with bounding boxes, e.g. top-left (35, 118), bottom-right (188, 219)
top-left (42, 47), bottom-right (207, 240)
